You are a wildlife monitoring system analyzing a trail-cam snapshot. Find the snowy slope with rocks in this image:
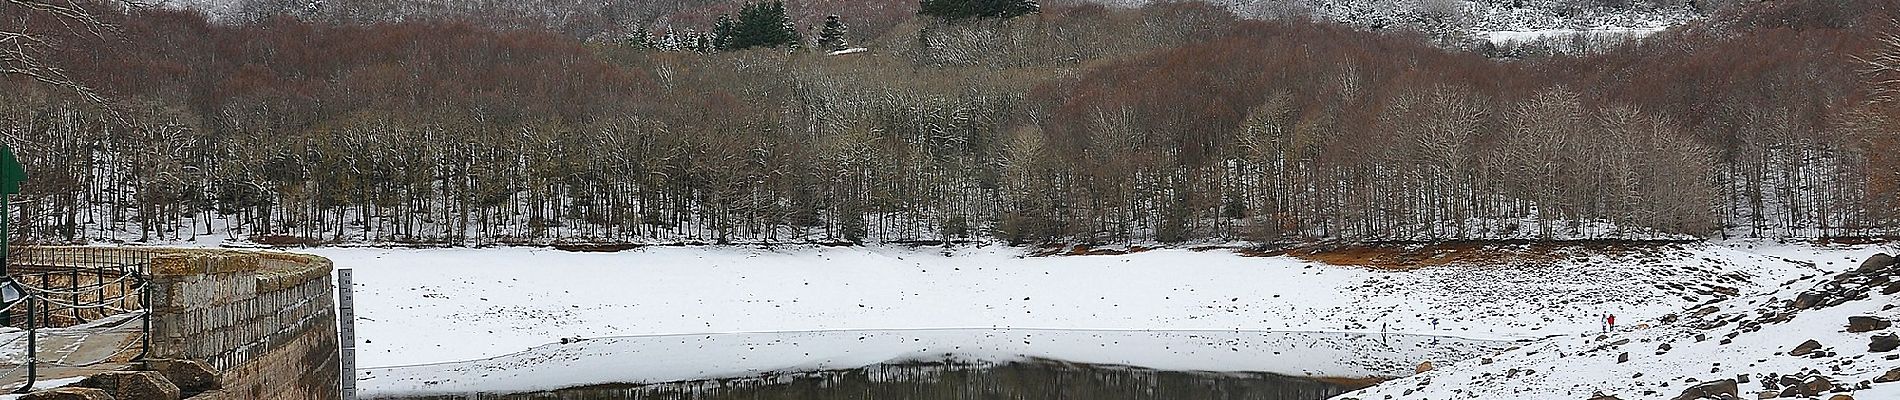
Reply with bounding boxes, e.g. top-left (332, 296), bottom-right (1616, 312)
top-left (299, 241), bottom-right (1849, 394)
top-left (1334, 244), bottom-right (1900, 400)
